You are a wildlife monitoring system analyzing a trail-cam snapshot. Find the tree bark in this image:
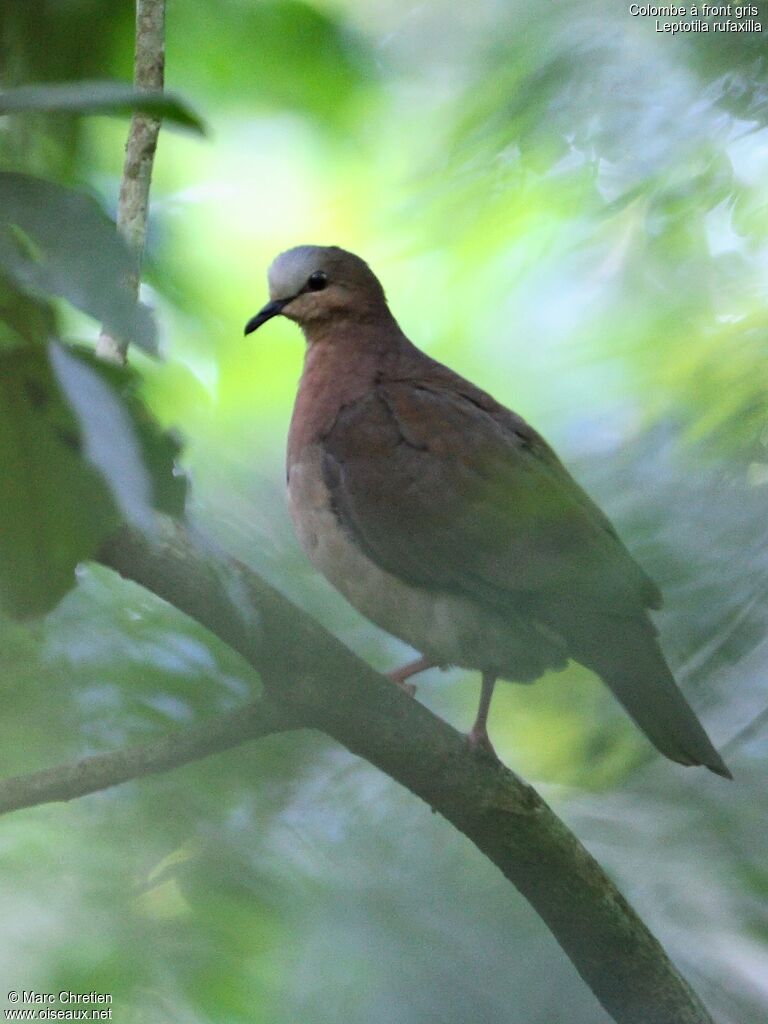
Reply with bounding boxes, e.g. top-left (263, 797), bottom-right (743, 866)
top-left (96, 0), bottom-right (164, 363)
top-left (88, 520), bottom-right (713, 1024)
top-left (0, 697), bottom-right (290, 814)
